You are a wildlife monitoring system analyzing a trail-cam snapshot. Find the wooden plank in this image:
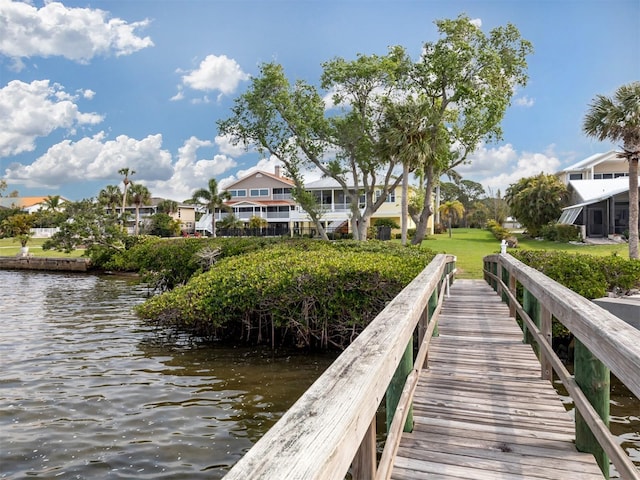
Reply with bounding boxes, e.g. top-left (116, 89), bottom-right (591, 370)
top-left (390, 279), bottom-right (605, 480)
